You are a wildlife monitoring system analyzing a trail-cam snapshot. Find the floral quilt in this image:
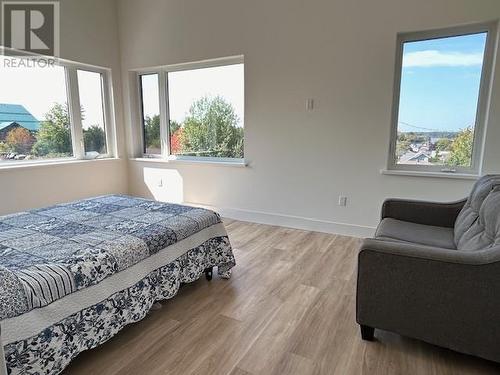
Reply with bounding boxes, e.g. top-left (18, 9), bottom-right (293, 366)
top-left (0, 195), bottom-right (229, 320)
top-left (4, 235), bottom-right (235, 375)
